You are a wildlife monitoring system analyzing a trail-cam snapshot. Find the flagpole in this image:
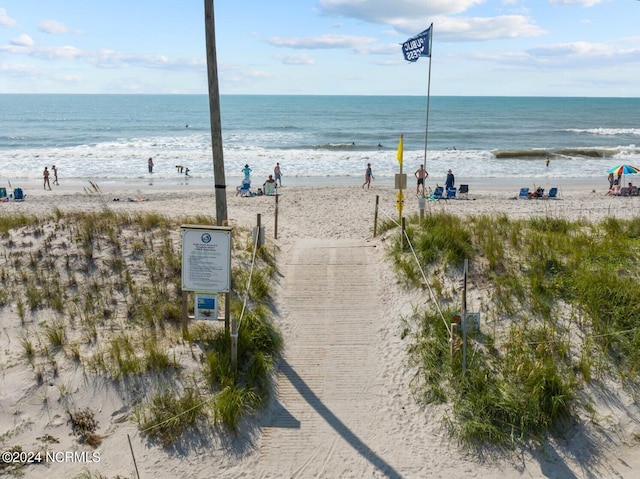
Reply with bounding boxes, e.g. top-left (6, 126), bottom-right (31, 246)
top-left (423, 23), bottom-right (434, 173)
